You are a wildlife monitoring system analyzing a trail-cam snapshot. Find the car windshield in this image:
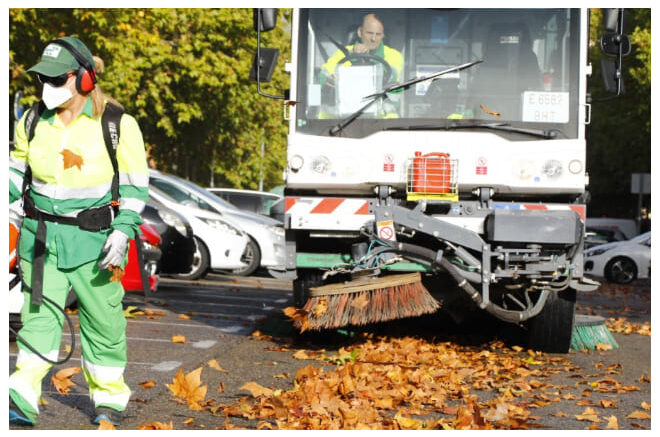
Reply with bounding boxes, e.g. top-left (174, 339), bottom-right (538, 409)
top-left (150, 176), bottom-right (217, 213)
top-left (165, 175), bottom-right (240, 211)
top-left (295, 8), bottom-right (580, 139)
